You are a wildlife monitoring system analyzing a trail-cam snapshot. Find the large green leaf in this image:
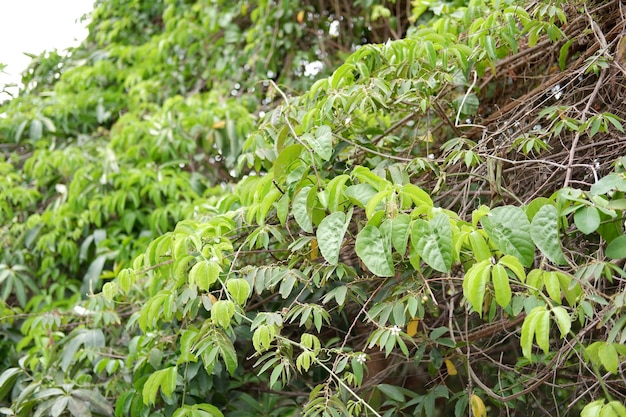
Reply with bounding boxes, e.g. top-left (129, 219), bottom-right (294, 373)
top-left (410, 213), bottom-right (453, 273)
top-left (481, 206), bottom-right (534, 267)
top-left (530, 204), bottom-right (567, 265)
top-left (316, 209), bottom-right (352, 265)
top-left (355, 225), bottom-right (394, 277)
